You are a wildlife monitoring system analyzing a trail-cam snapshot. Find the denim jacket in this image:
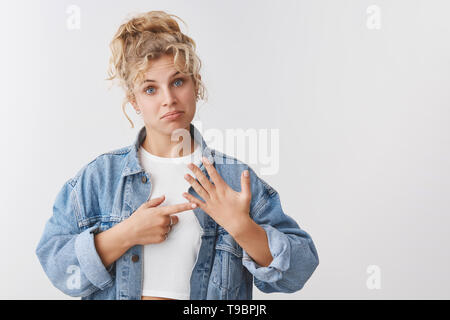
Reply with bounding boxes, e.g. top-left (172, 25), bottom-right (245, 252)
top-left (35, 123), bottom-right (319, 300)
